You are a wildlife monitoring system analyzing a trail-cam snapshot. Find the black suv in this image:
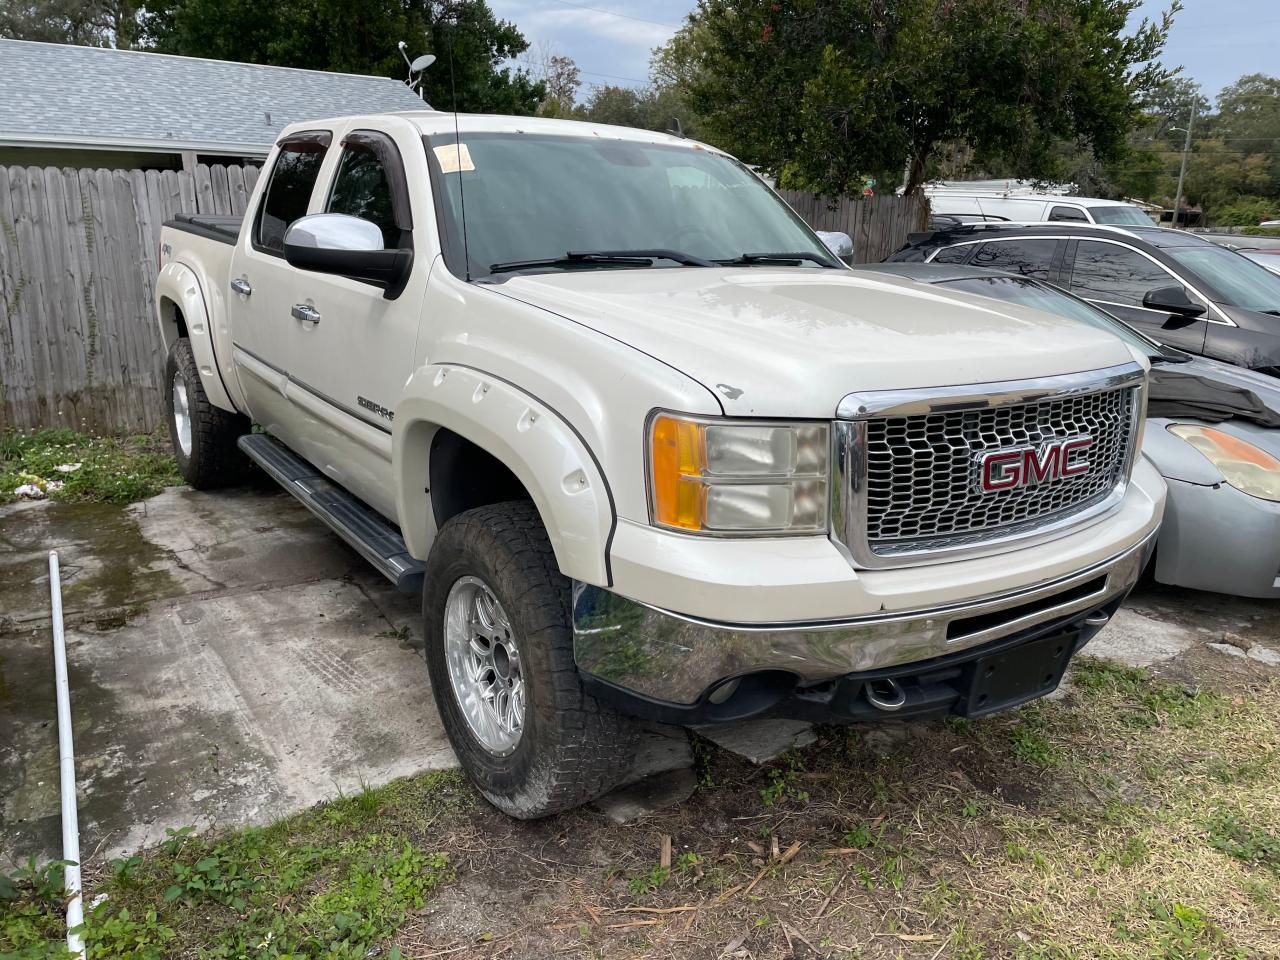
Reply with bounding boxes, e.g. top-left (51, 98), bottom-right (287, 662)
top-left (888, 223), bottom-right (1280, 375)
